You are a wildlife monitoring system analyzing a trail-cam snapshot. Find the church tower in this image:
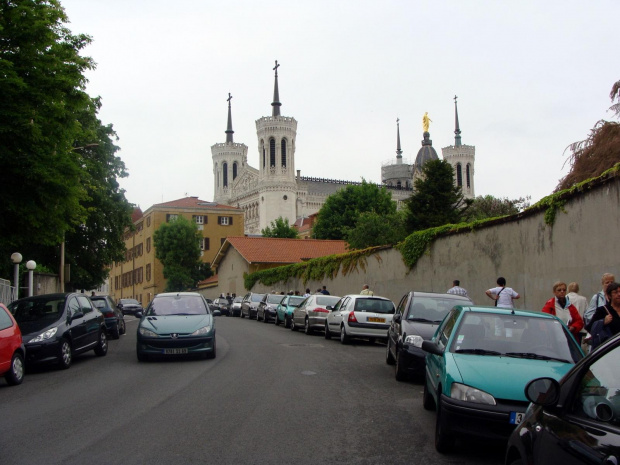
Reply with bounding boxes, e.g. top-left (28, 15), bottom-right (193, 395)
top-left (381, 119), bottom-right (413, 191)
top-left (212, 94), bottom-right (248, 205)
top-left (256, 61), bottom-right (298, 230)
top-left (442, 96), bottom-right (475, 199)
